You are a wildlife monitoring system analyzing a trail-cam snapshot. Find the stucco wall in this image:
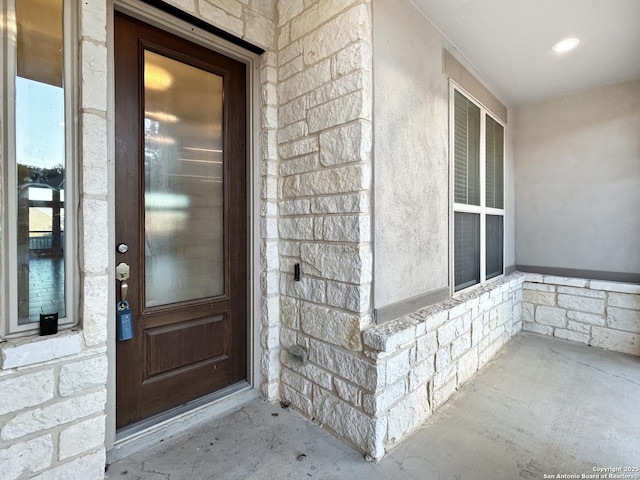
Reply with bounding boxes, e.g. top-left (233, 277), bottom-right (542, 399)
top-left (514, 78), bottom-right (640, 279)
top-left (373, 0), bottom-right (449, 309)
top-left (373, 0), bottom-right (516, 311)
